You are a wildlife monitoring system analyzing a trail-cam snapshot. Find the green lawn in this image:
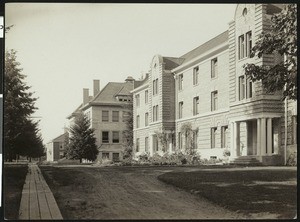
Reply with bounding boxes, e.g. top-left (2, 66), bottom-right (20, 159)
top-left (3, 164), bottom-right (28, 220)
top-left (158, 167), bottom-right (297, 219)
